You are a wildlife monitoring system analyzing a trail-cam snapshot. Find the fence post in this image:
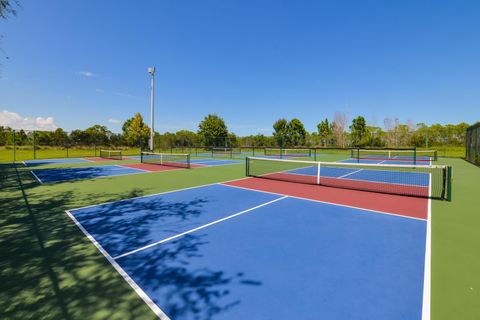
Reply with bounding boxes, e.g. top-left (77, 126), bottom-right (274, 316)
top-left (33, 130), bottom-right (36, 160)
top-left (13, 130), bottom-right (16, 162)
